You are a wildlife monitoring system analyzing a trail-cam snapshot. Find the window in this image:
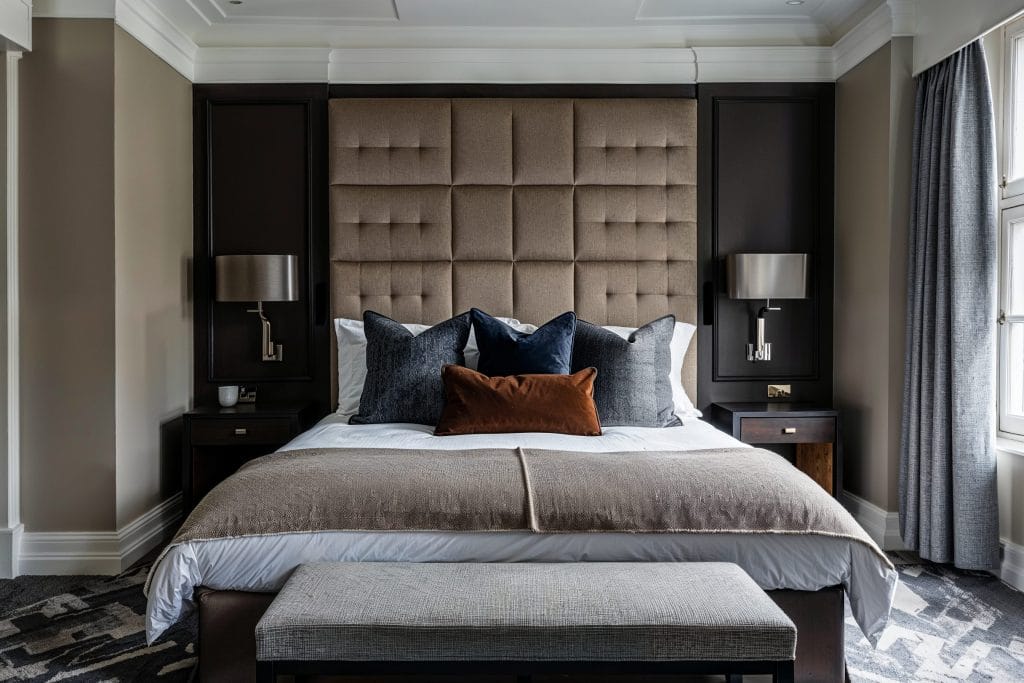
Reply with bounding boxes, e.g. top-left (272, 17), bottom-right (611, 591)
top-left (1005, 21), bottom-right (1024, 195)
top-left (999, 18), bottom-right (1024, 436)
